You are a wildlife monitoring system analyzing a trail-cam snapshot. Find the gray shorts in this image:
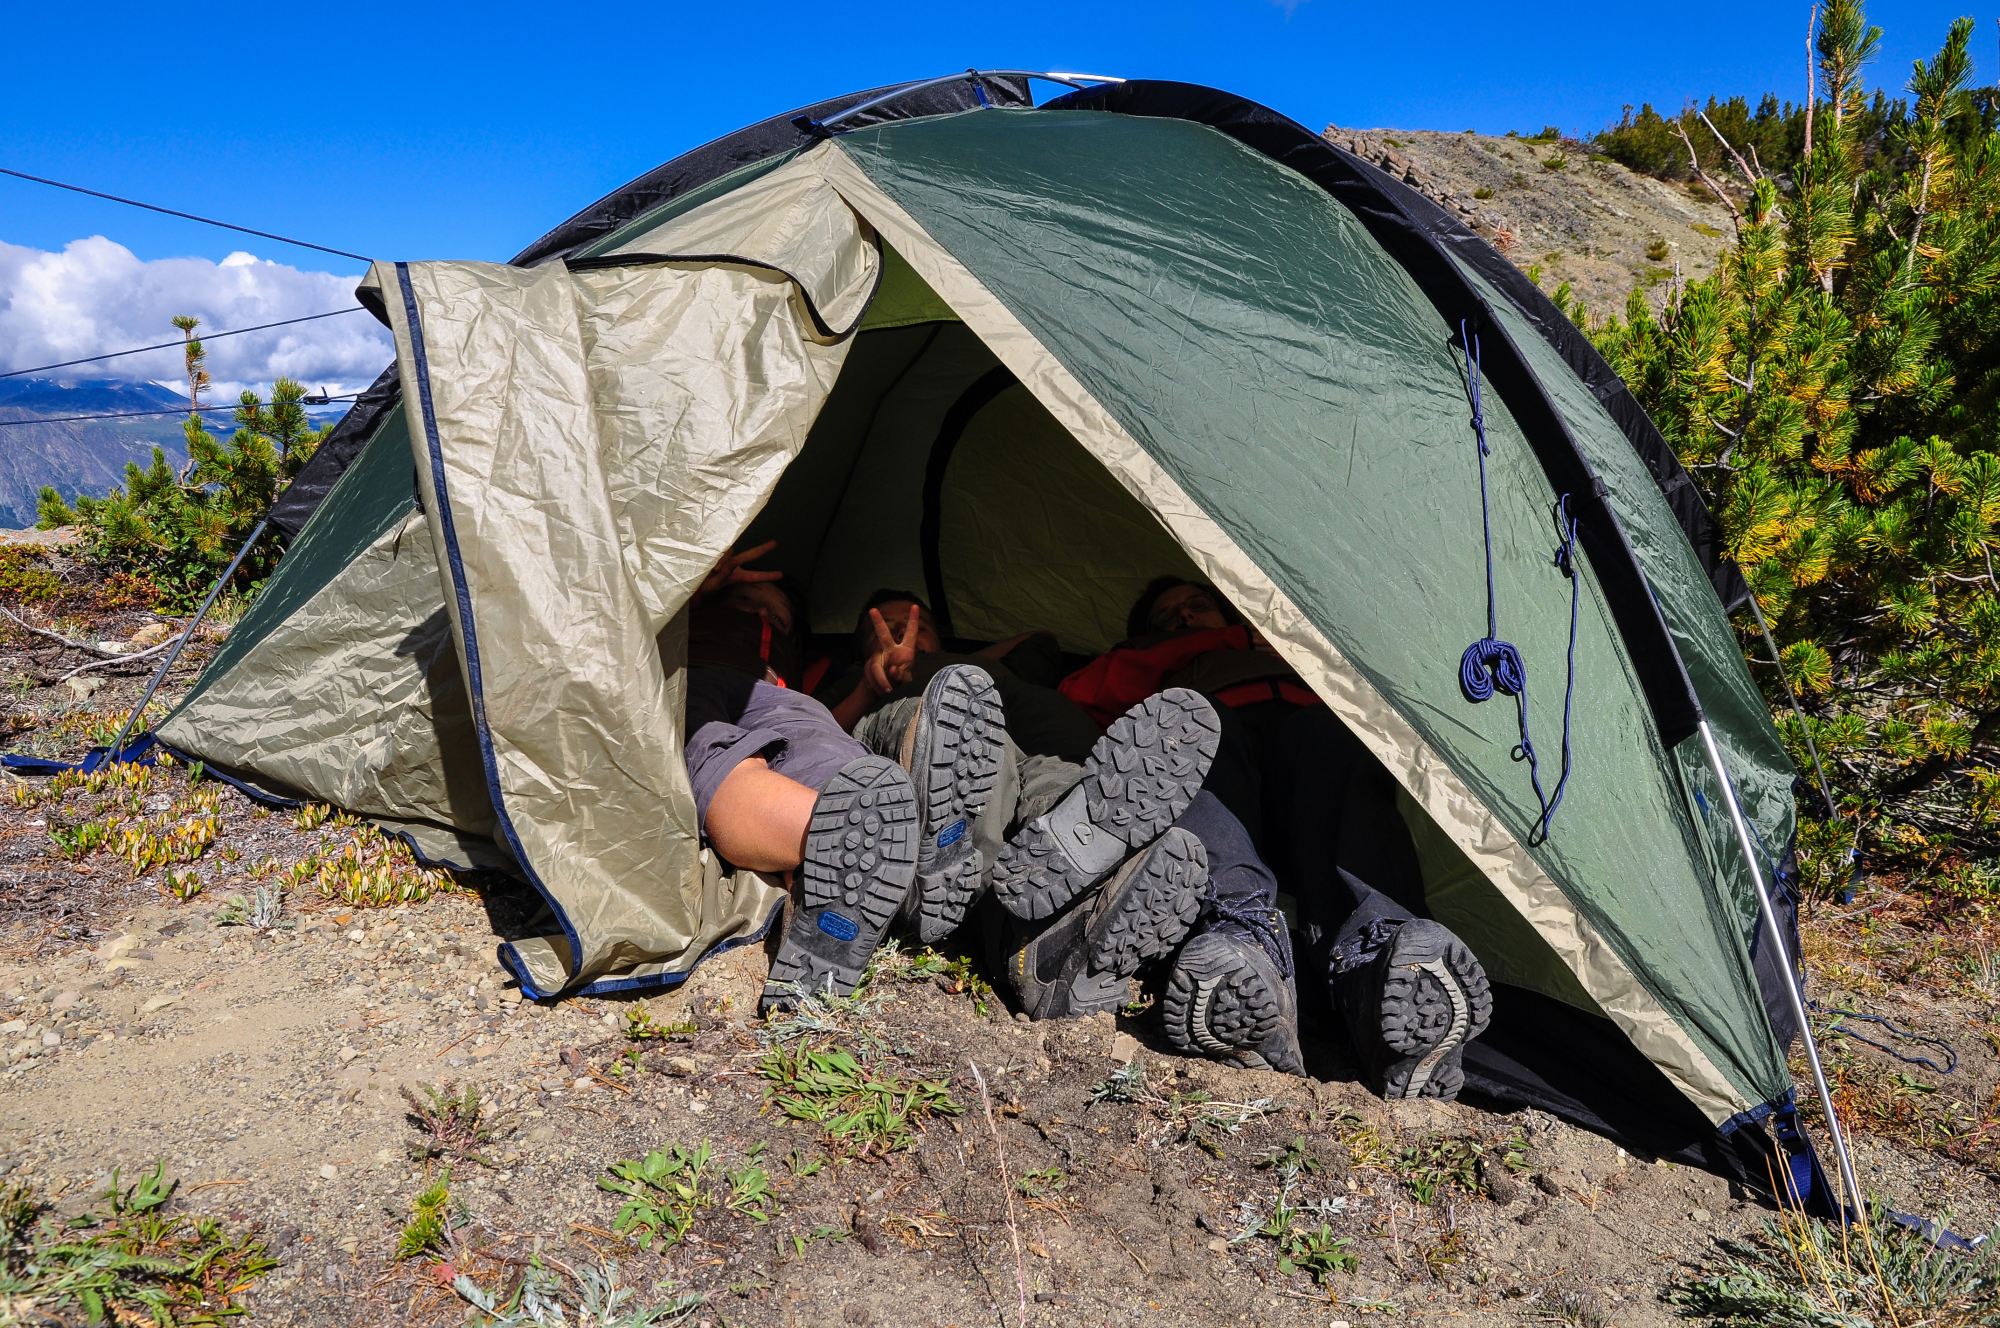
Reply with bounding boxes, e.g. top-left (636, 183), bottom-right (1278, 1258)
top-left (686, 682), bottom-right (869, 825)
